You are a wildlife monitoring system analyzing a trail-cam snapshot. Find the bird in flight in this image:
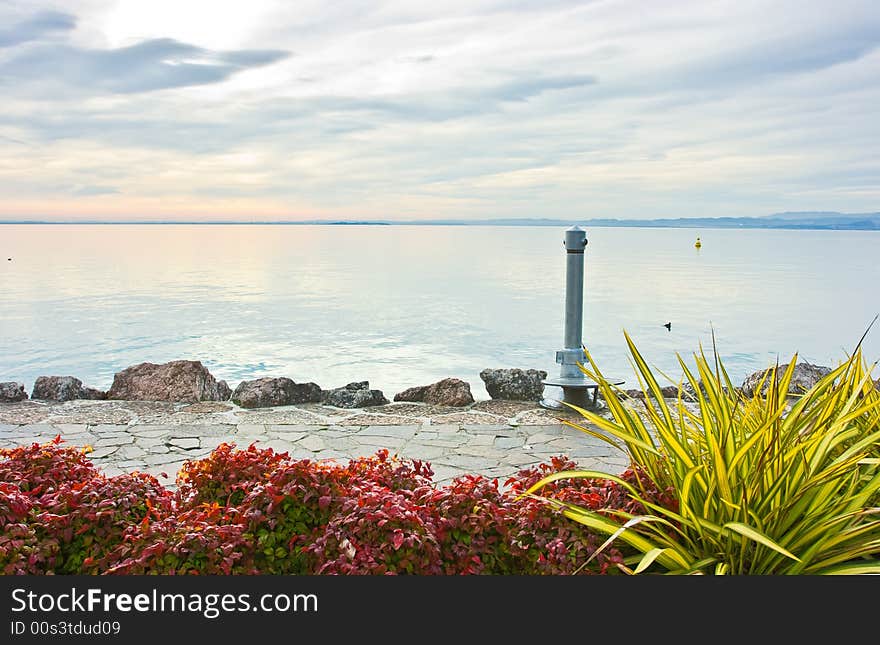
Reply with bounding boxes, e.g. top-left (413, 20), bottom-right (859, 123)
top-left (663, 322), bottom-right (671, 331)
